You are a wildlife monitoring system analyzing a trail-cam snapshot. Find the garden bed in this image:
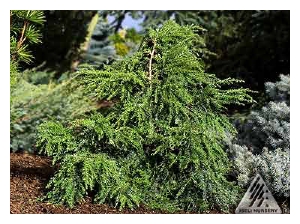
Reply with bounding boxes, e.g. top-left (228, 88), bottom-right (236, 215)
top-left (10, 152), bottom-right (289, 214)
top-left (10, 153), bottom-right (197, 214)
top-left (10, 153), bottom-right (164, 214)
